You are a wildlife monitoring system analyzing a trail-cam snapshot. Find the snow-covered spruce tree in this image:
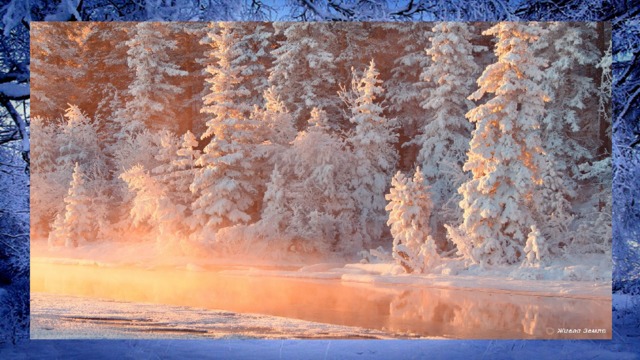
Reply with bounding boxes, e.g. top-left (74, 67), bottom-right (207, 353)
top-left (199, 22), bottom-right (252, 134)
top-left (379, 22), bottom-right (432, 166)
top-left (30, 23), bottom-right (89, 118)
top-left (531, 157), bottom-right (575, 253)
top-left (47, 213), bottom-right (67, 248)
top-left (268, 22), bottom-right (339, 129)
top-left (30, 116), bottom-right (65, 237)
top-left (48, 163), bottom-right (94, 248)
top-left (259, 165), bottom-right (290, 242)
top-left (191, 23), bottom-right (265, 238)
top-left (416, 22), bottom-right (480, 246)
top-left (57, 105), bottom-right (105, 174)
top-left (122, 22), bottom-right (187, 133)
top-left (536, 23), bottom-right (600, 174)
top-left (252, 86), bottom-right (297, 149)
top-left (523, 225), bottom-right (548, 267)
top-left (450, 22), bottom-right (548, 266)
top-left (232, 22), bottom-right (275, 109)
top-left (152, 130), bottom-right (181, 177)
top-left (531, 23), bottom-right (602, 245)
top-left (52, 105), bottom-right (108, 236)
top-left (200, 22), bottom-right (270, 117)
top-left (151, 130), bottom-right (201, 230)
top-left (217, 107), bottom-right (355, 257)
top-left (107, 128), bottom-right (165, 238)
top-left (572, 158), bottom-right (612, 255)
top-left (386, 167), bottom-right (437, 273)
top-left (120, 164), bottom-right (182, 247)
top-left (276, 108), bottom-right (358, 255)
top-left (171, 130), bottom-right (201, 206)
top-left (344, 60), bottom-right (399, 250)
